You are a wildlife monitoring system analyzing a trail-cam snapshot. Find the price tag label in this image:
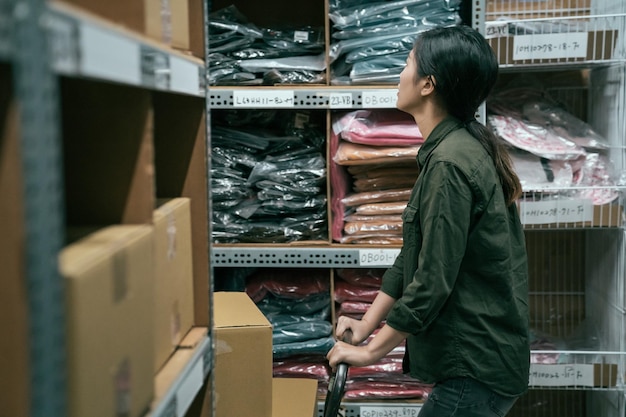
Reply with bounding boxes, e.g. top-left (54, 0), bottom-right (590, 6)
top-left (171, 55), bottom-right (201, 96)
top-left (513, 32), bottom-right (588, 60)
top-left (359, 249), bottom-right (400, 266)
top-left (529, 364), bottom-right (596, 387)
top-left (361, 405), bottom-right (422, 417)
top-left (79, 23), bottom-right (141, 85)
top-left (362, 90), bottom-right (398, 108)
top-left (329, 93), bottom-right (353, 108)
top-left (233, 90), bottom-right (295, 108)
top-left (519, 199), bottom-right (593, 225)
